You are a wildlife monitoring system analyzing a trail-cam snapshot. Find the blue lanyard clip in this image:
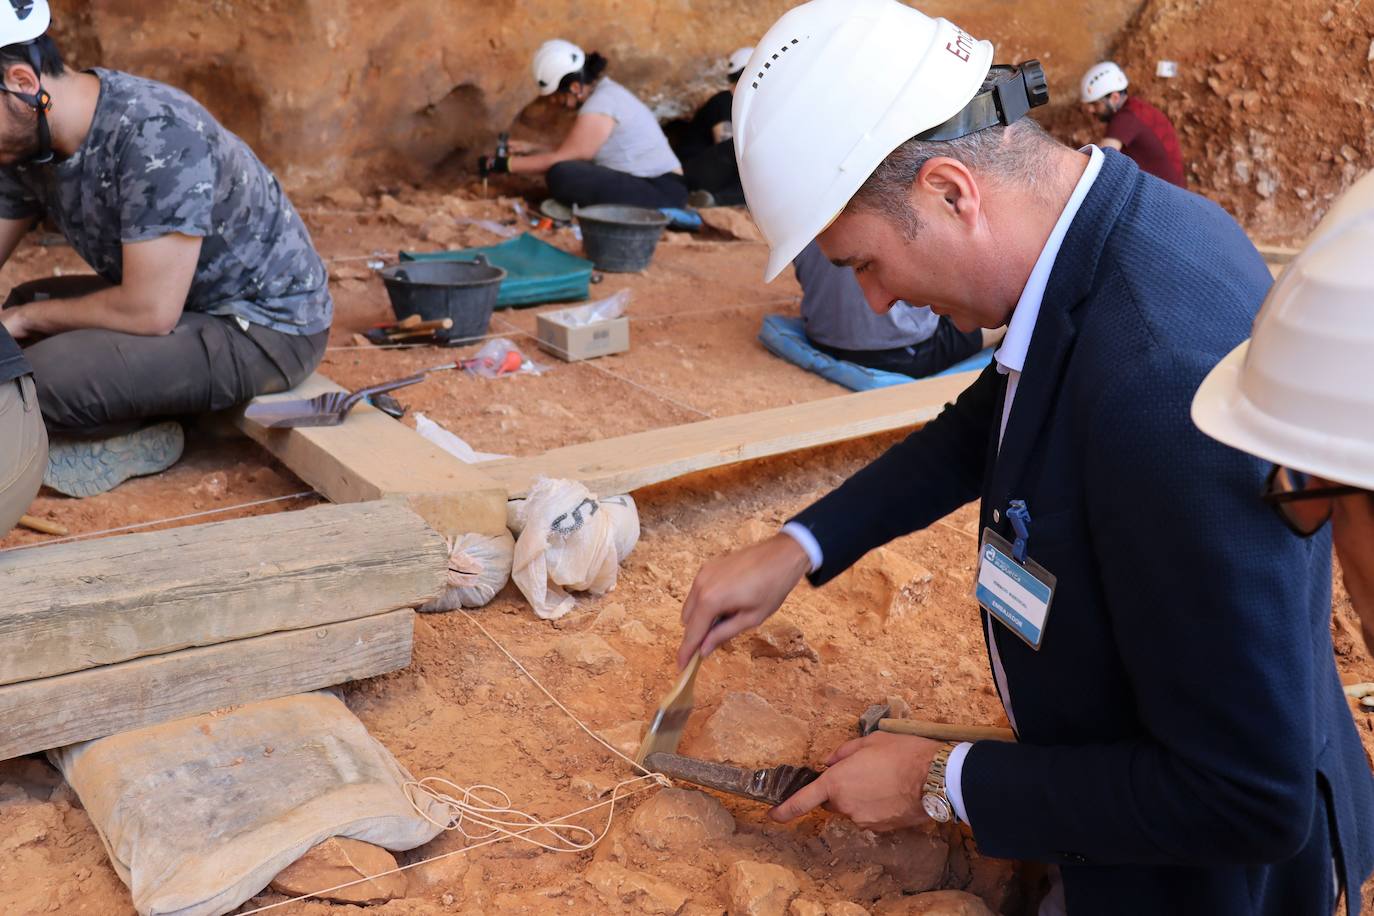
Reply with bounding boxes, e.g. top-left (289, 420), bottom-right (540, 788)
top-left (1007, 499), bottom-right (1032, 564)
